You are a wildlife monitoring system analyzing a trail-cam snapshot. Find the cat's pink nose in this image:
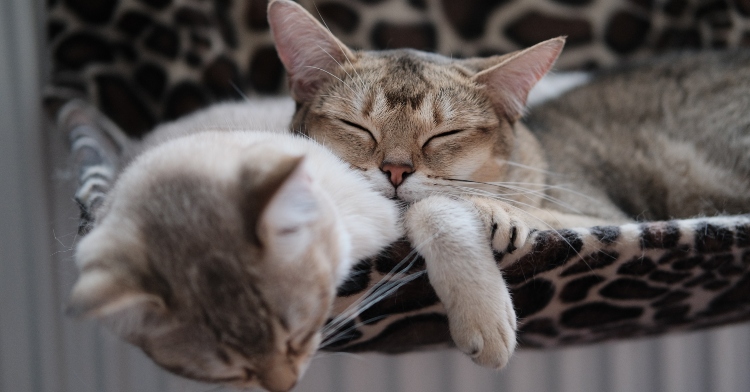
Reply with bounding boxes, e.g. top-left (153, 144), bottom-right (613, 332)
top-left (380, 162), bottom-right (414, 187)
